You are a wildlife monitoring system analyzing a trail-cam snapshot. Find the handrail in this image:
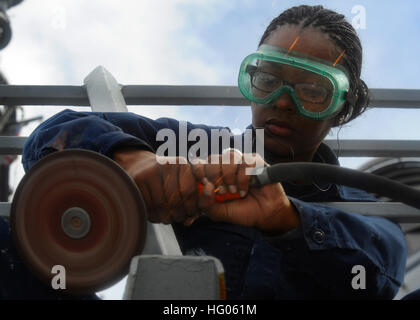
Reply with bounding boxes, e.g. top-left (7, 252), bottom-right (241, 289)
top-left (2, 137), bottom-right (420, 158)
top-left (1, 67), bottom-right (420, 224)
top-left (0, 85), bottom-right (419, 108)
